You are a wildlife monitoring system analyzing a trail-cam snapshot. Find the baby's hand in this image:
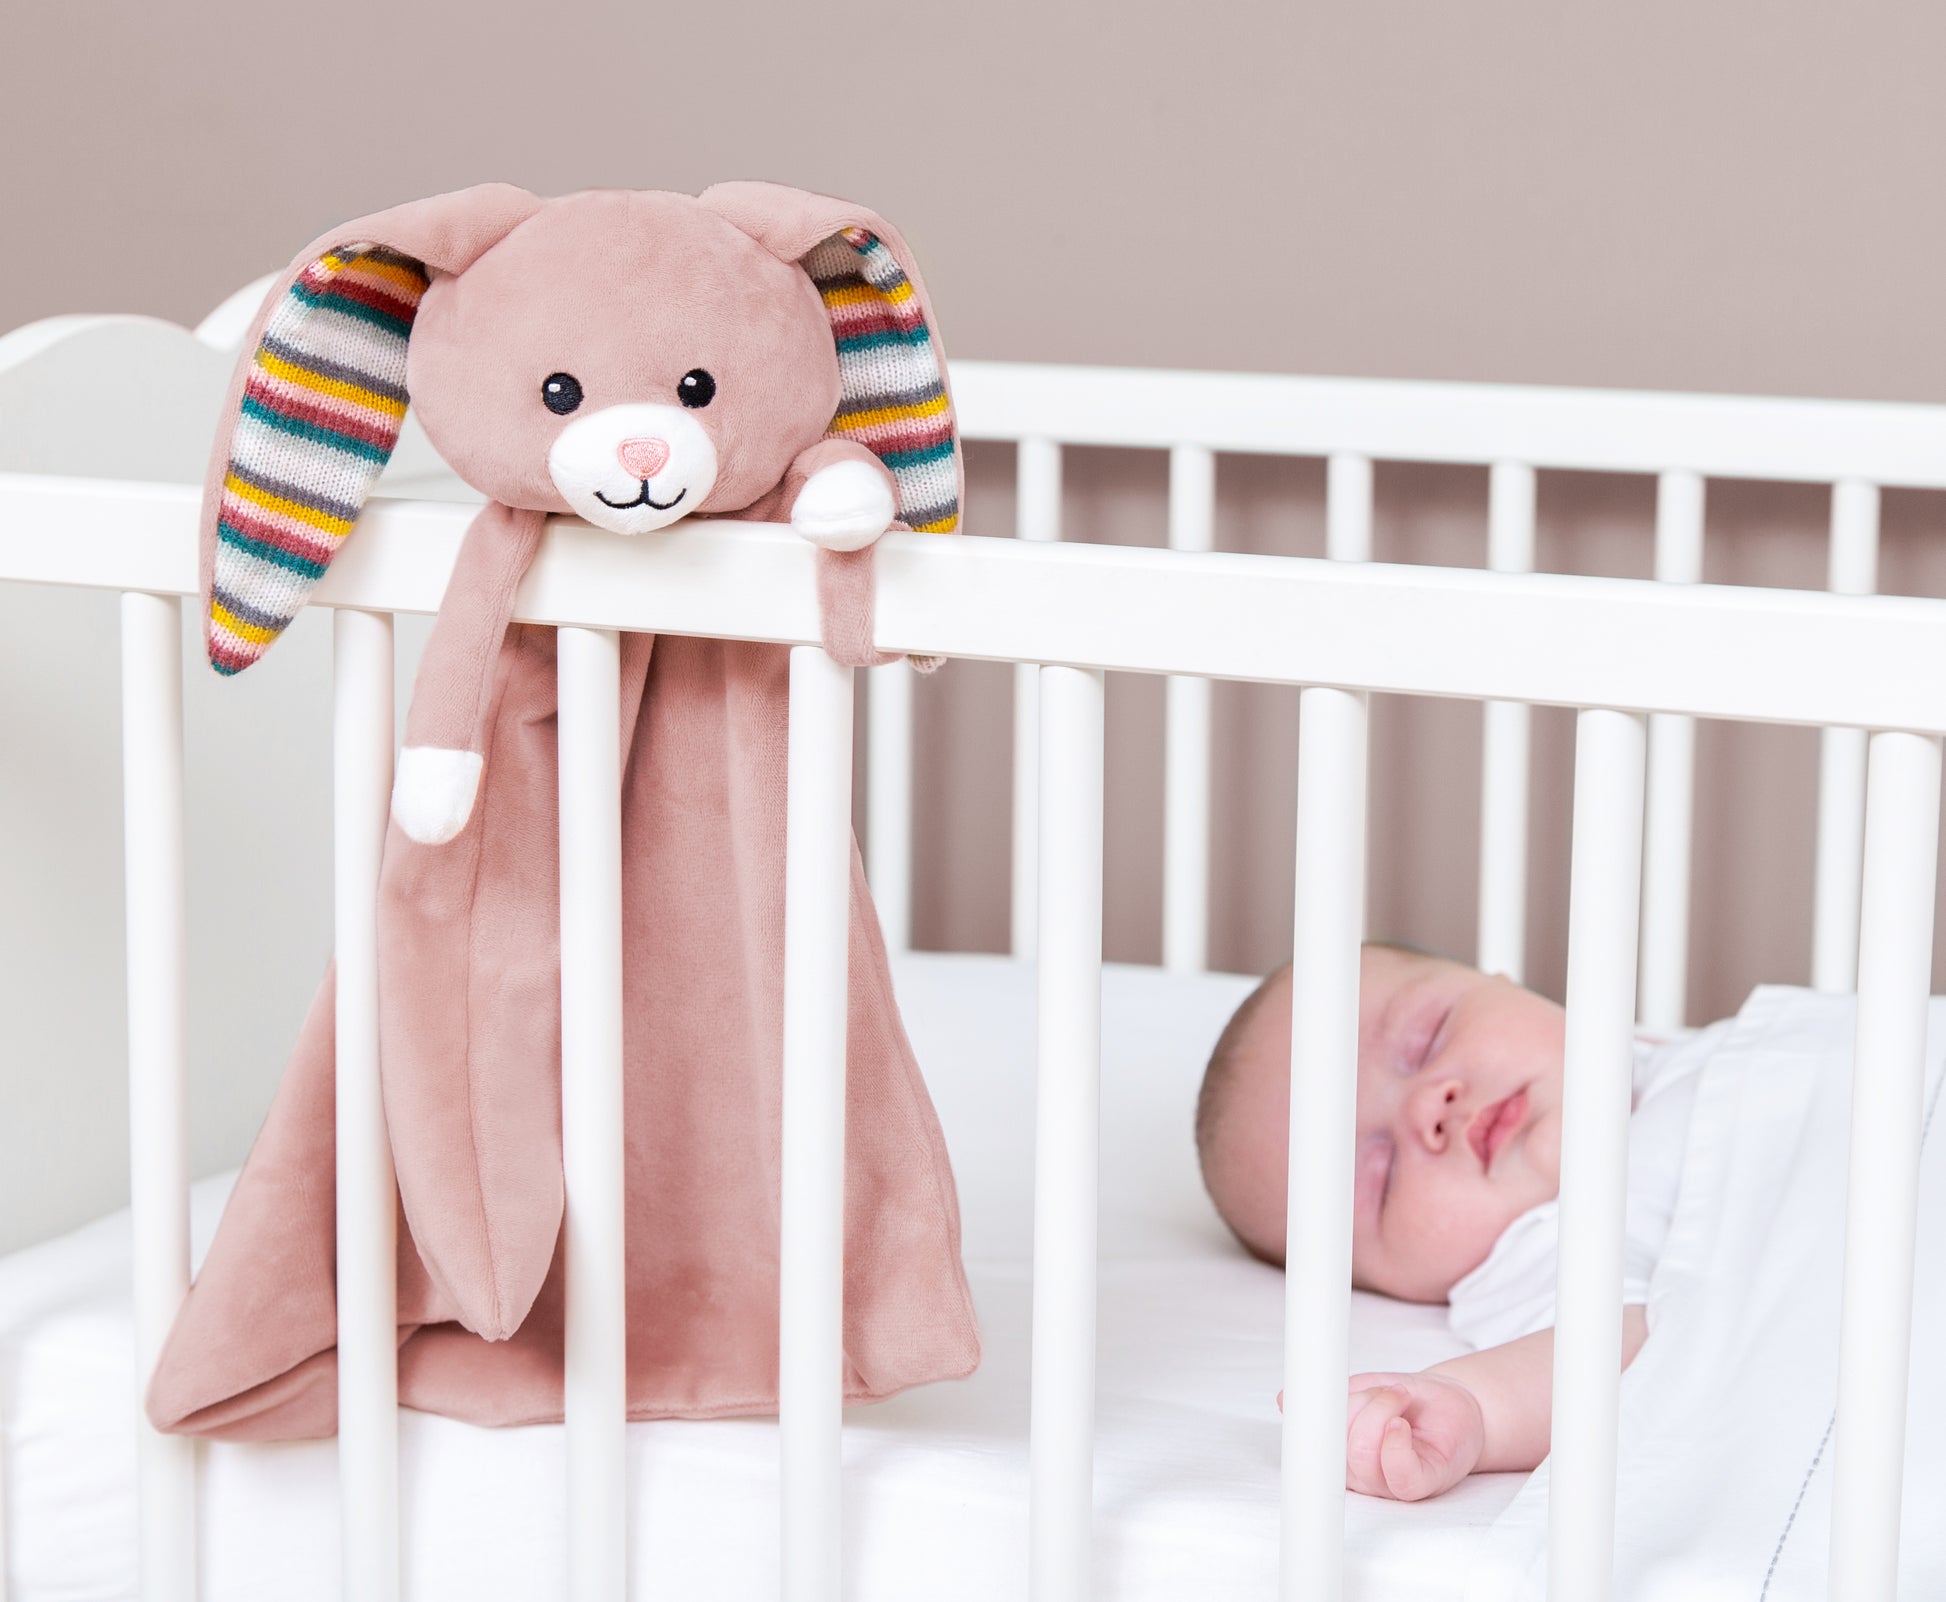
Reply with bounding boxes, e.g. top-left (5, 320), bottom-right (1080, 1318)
top-left (1343, 1372), bottom-right (1485, 1501)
